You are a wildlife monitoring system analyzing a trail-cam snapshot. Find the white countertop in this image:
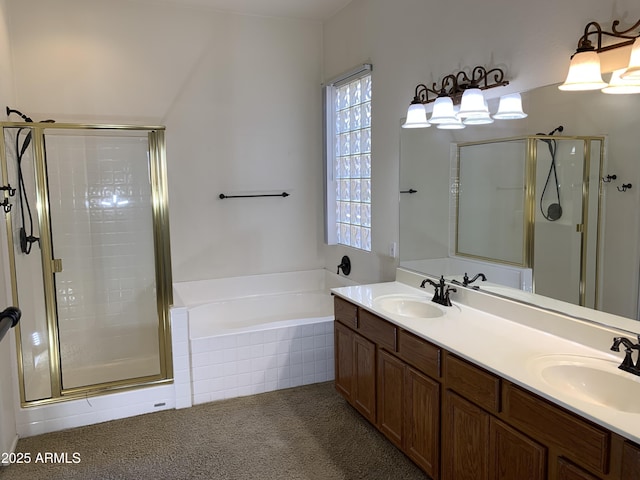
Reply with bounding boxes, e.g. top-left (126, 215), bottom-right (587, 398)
top-left (332, 281), bottom-right (640, 445)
